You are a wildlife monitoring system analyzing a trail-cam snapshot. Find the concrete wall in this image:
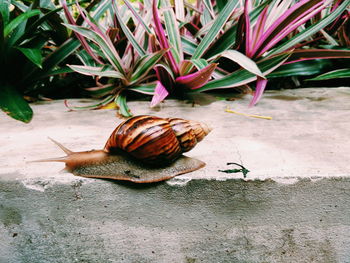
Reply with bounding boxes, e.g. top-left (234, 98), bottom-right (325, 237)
top-left (1, 178), bottom-right (350, 263)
